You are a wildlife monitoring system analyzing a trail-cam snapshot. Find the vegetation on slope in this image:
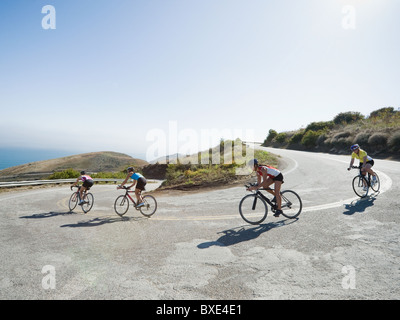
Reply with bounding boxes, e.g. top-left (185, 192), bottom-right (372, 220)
top-left (262, 107), bottom-right (400, 157)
